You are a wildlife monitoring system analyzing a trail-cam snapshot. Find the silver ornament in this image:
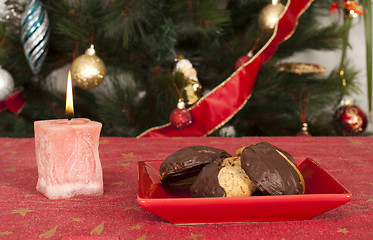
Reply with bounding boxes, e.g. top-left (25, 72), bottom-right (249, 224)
top-left (21, 0), bottom-right (50, 74)
top-left (0, 67), bottom-right (15, 101)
